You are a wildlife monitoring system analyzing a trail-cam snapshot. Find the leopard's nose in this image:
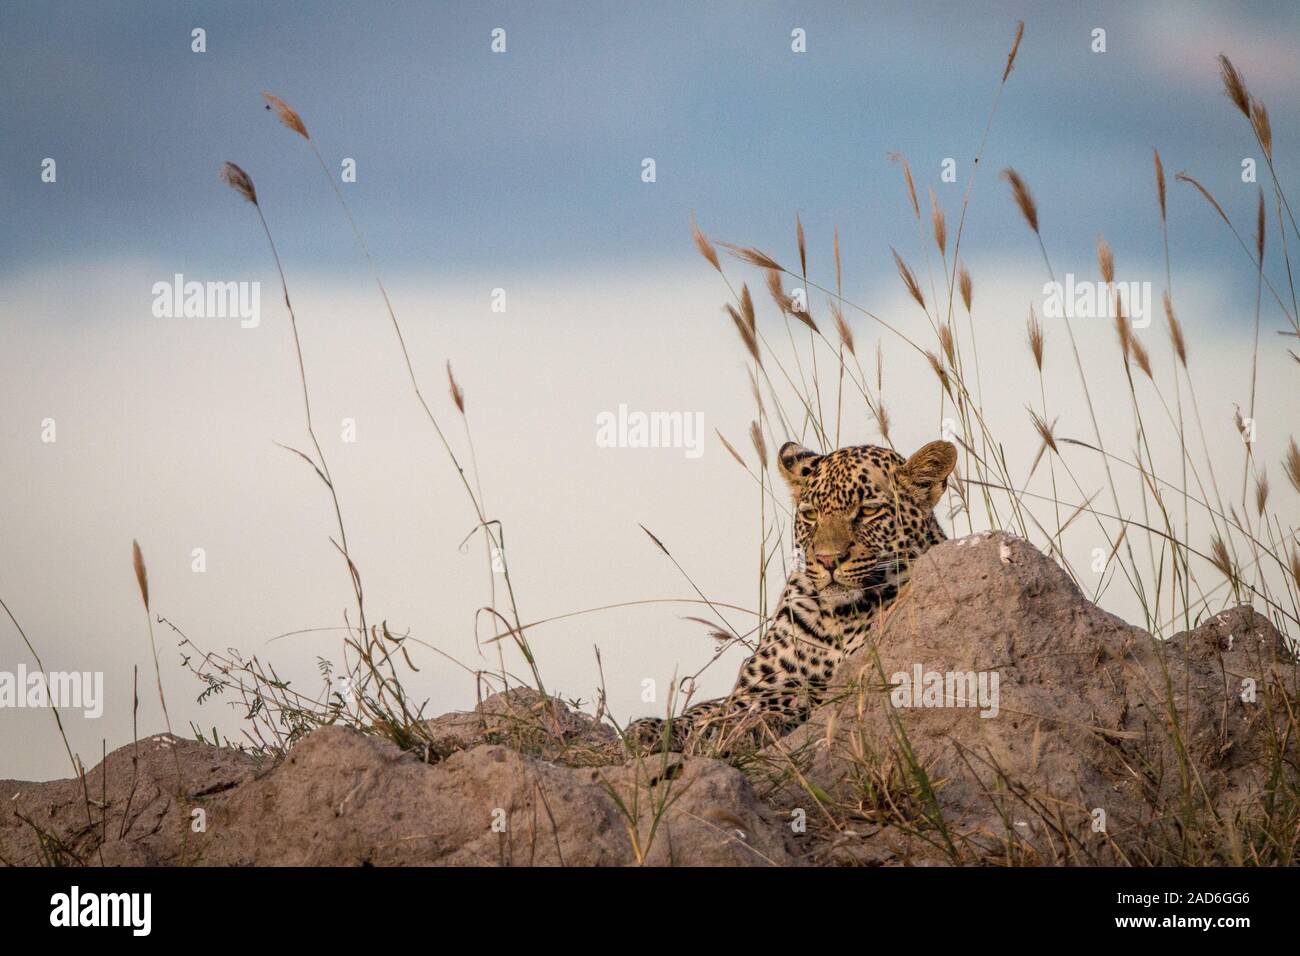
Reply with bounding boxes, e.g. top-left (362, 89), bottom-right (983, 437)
top-left (814, 552), bottom-right (841, 570)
